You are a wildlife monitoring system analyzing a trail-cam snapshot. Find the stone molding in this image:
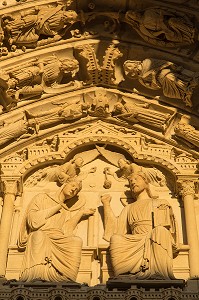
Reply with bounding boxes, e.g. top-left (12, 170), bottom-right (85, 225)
top-left (0, 0), bottom-right (198, 291)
